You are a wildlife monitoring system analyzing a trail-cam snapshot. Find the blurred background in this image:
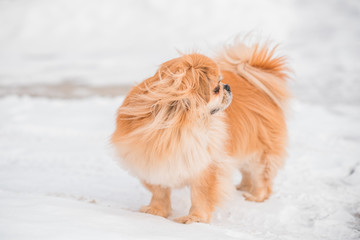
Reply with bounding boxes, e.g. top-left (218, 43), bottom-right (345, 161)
top-left (0, 0), bottom-right (359, 105)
